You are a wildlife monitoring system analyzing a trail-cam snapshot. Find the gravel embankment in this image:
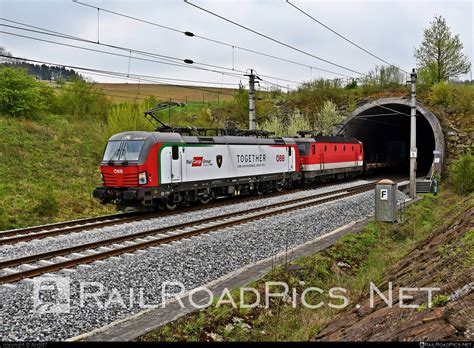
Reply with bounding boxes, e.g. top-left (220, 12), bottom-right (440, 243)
top-left (0, 180), bottom-right (371, 263)
top-left (0, 188), bottom-right (409, 341)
